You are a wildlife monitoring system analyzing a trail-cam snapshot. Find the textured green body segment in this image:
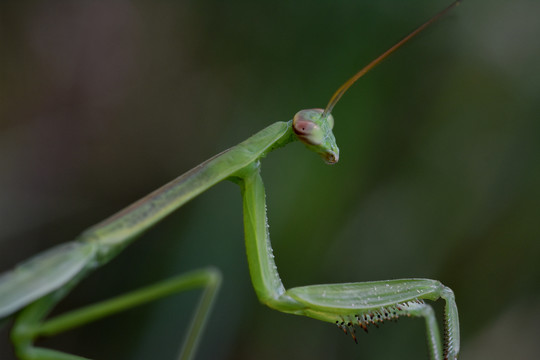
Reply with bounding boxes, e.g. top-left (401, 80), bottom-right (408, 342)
top-left (287, 279), bottom-right (443, 311)
top-left (0, 242), bottom-right (96, 319)
top-left (81, 121), bottom-right (295, 262)
top-left (239, 166), bottom-right (288, 305)
top-left (0, 121), bottom-right (294, 321)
